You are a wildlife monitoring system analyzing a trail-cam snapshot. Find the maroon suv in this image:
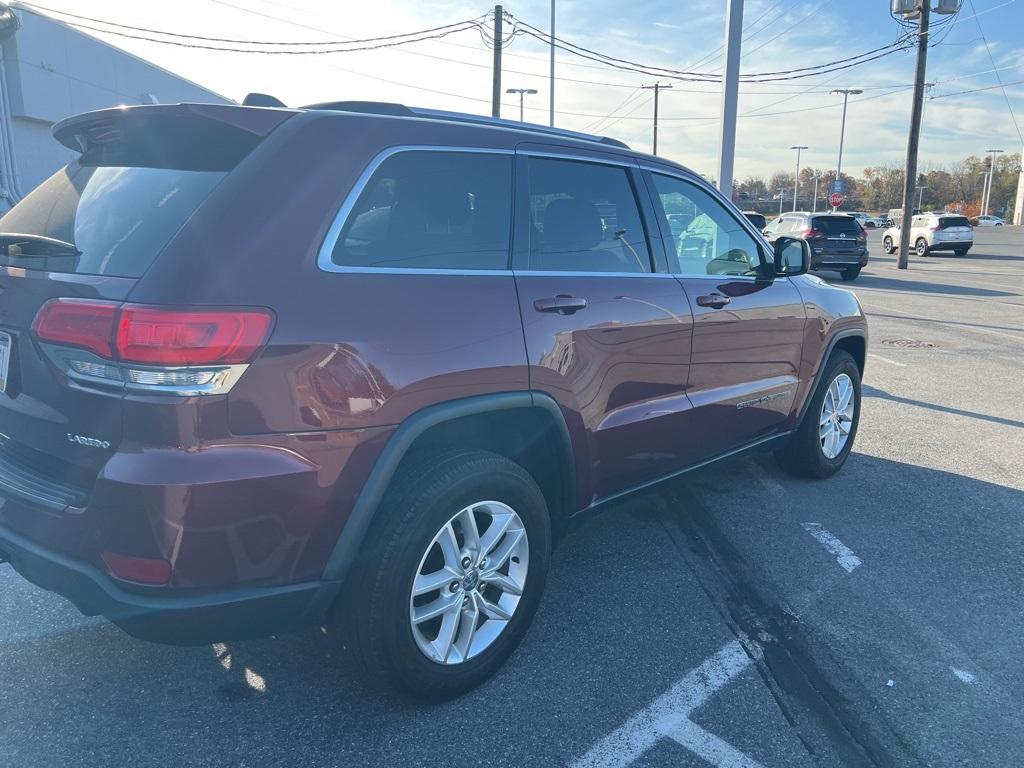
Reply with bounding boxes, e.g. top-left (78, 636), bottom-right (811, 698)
top-left (0, 101), bottom-right (866, 697)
